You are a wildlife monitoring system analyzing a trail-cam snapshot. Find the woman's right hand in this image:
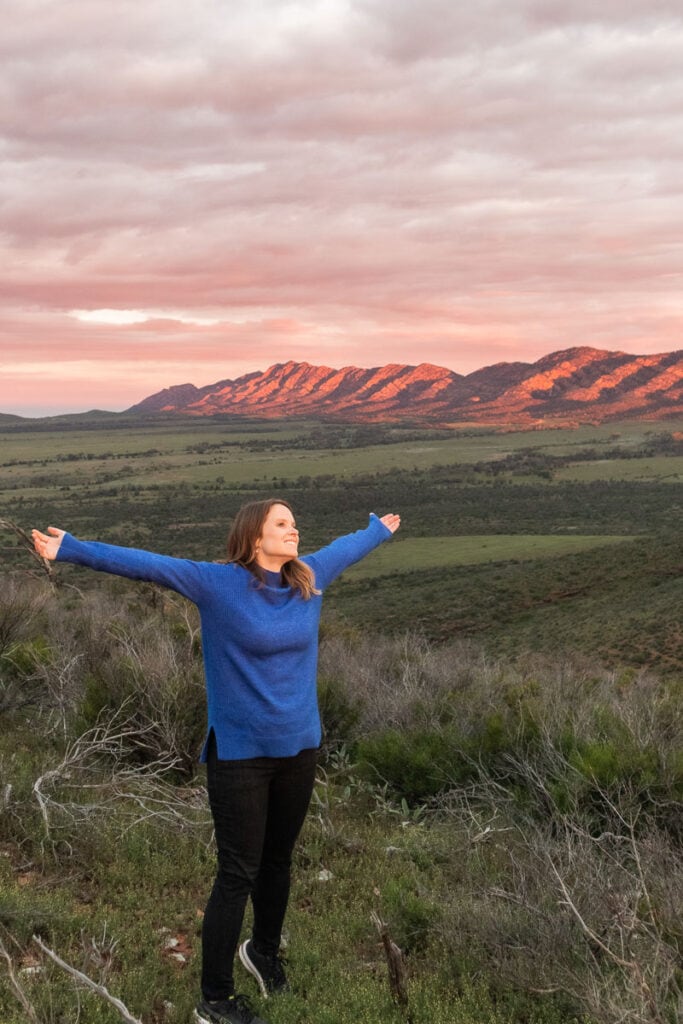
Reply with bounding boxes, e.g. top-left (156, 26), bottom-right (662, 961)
top-left (32, 527), bottom-right (65, 561)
